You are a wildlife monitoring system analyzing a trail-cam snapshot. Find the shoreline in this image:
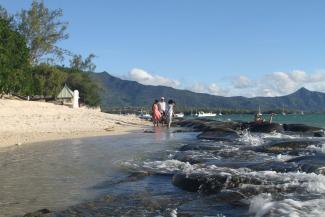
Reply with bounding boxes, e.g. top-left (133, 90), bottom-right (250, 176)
top-left (0, 99), bottom-right (151, 148)
top-left (0, 125), bottom-right (149, 149)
